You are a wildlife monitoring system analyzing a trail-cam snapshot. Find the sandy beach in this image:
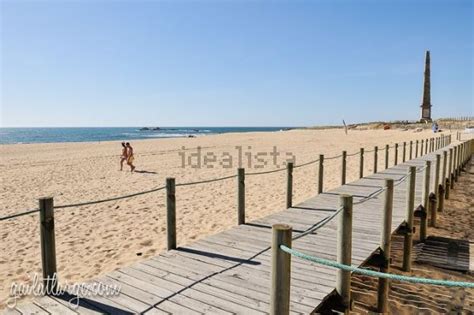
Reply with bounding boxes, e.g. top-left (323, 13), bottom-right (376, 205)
top-left (0, 128), bottom-right (450, 305)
